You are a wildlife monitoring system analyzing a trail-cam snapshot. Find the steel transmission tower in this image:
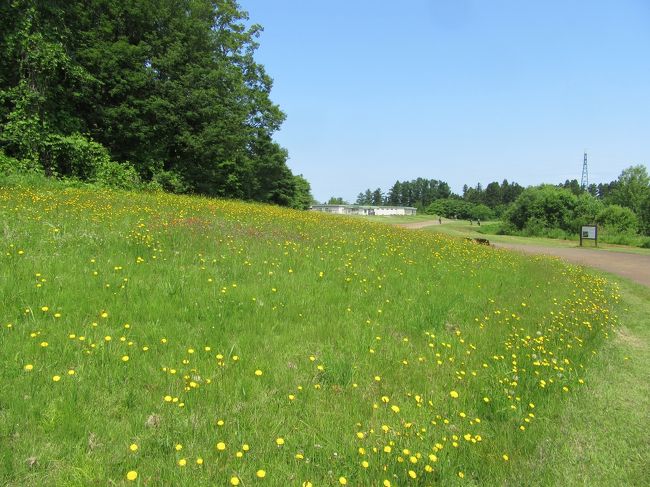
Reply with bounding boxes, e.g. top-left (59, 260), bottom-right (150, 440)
top-left (581, 152), bottom-right (588, 190)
